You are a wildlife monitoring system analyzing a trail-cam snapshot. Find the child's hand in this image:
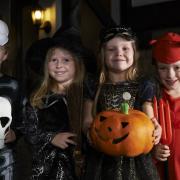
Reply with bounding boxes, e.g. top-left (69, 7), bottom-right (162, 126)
top-left (151, 117), bottom-right (162, 145)
top-left (51, 132), bottom-right (77, 149)
top-left (5, 129), bottom-right (16, 143)
top-left (153, 143), bottom-right (170, 161)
